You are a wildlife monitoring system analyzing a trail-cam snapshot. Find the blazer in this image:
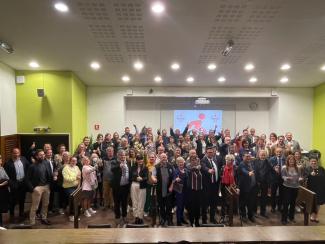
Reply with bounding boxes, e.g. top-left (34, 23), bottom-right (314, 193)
top-left (4, 156), bottom-right (30, 190)
top-left (25, 160), bottom-right (53, 192)
top-left (130, 164), bottom-right (148, 189)
top-left (111, 160), bottom-right (132, 189)
top-left (269, 156), bottom-right (286, 183)
top-left (238, 161), bottom-right (257, 193)
top-left (201, 156), bottom-right (221, 187)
